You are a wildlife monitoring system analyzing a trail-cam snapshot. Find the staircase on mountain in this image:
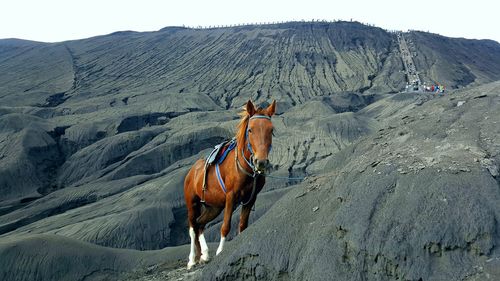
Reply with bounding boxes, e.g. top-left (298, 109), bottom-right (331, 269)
top-left (397, 32), bottom-right (421, 91)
